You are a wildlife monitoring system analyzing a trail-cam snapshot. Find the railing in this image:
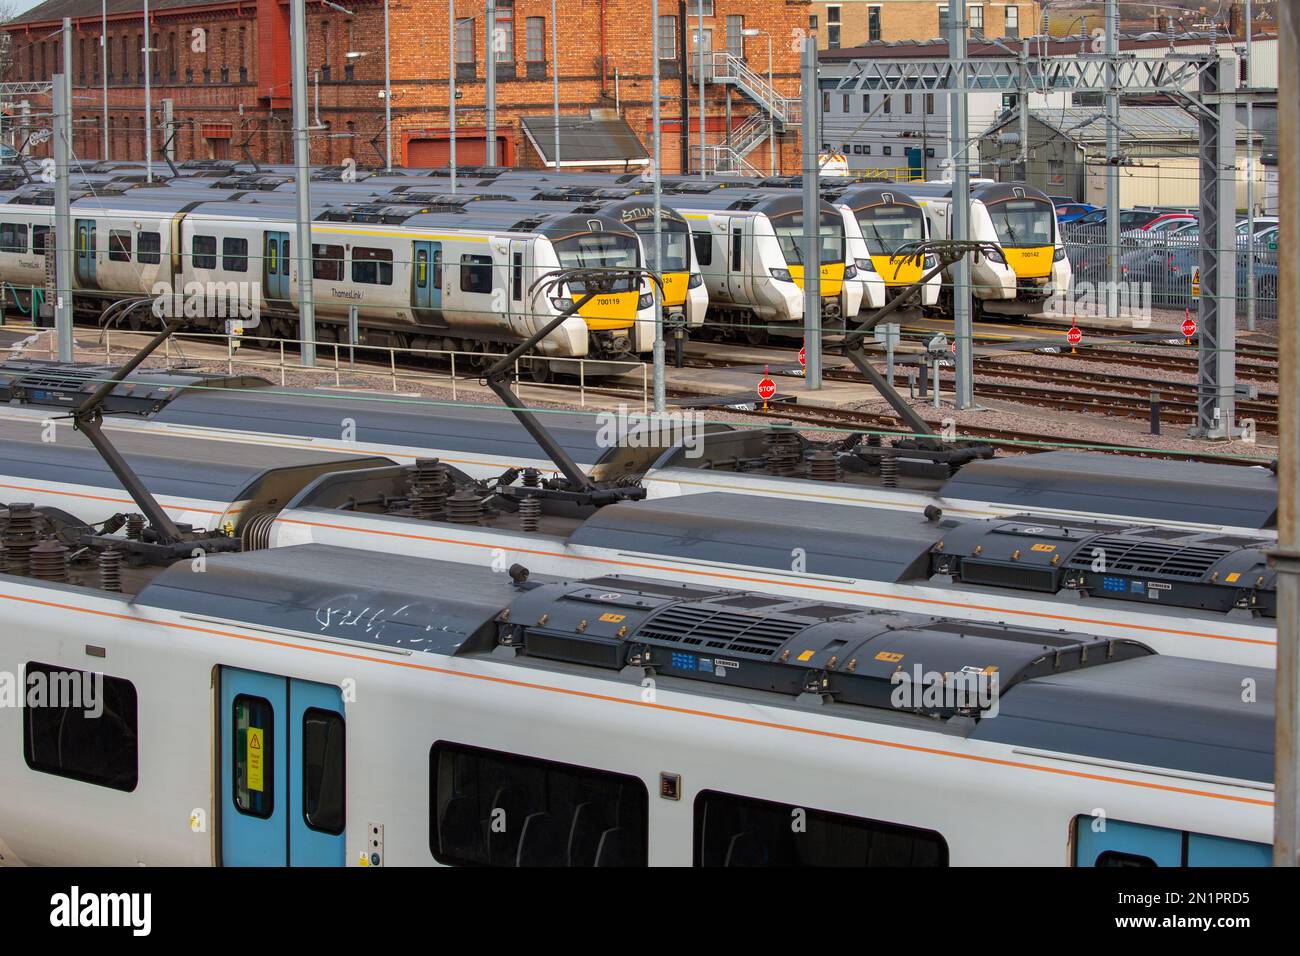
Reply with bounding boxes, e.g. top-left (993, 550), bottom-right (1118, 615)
top-left (1059, 225), bottom-right (1279, 320)
top-left (696, 52), bottom-right (800, 128)
top-left (695, 145), bottom-right (763, 177)
top-left (16, 327), bottom-right (651, 412)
